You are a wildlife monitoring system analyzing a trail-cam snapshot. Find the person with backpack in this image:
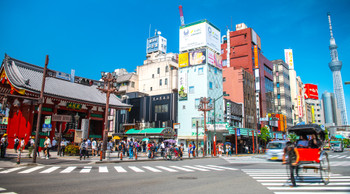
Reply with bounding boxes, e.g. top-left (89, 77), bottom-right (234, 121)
top-left (91, 139), bottom-right (97, 156)
top-left (28, 136), bottom-right (35, 158)
top-left (14, 136), bottom-right (19, 153)
top-left (44, 136), bottom-right (51, 159)
top-left (80, 139), bottom-right (88, 160)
